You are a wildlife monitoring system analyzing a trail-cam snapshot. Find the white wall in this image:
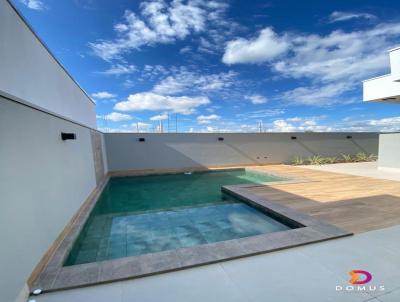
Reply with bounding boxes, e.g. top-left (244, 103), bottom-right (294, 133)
top-left (100, 132), bottom-right (109, 174)
top-left (378, 133), bottom-right (400, 170)
top-left (363, 74), bottom-right (400, 102)
top-left (0, 0), bottom-right (96, 128)
top-left (363, 46), bottom-right (400, 102)
top-left (104, 133), bottom-right (379, 171)
top-left (0, 2), bottom-right (102, 300)
top-left (0, 98), bottom-right (98, 302)
top-left (389, 47), bottom-right (400, 82)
